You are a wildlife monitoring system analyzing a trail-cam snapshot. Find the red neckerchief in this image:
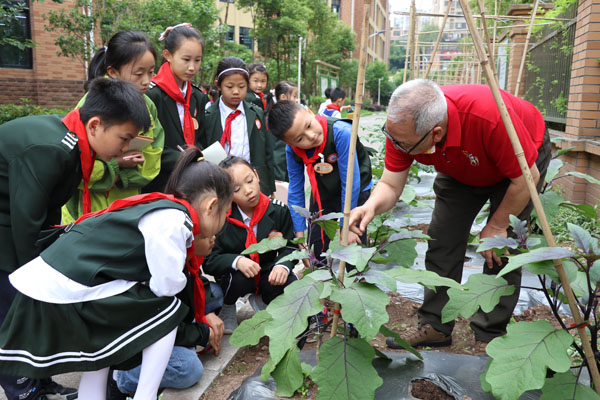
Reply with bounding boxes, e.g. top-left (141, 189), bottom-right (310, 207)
top-left (220, 109), bottom-right (242, 153)
top-left (326, 103), bottom-right (341, 111)
top-left (226, 193), bottom-right (270, 290)
top-left (291, 115), bottom-right (328, 245)
top-left (153, 63), bottom-right (195, 147)
top-left (74, 192), bottom-right (208, 324)
top-left (257, 92), bottom-right (266, 109)
top-left (62, 109), bottom-right (95, 214)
